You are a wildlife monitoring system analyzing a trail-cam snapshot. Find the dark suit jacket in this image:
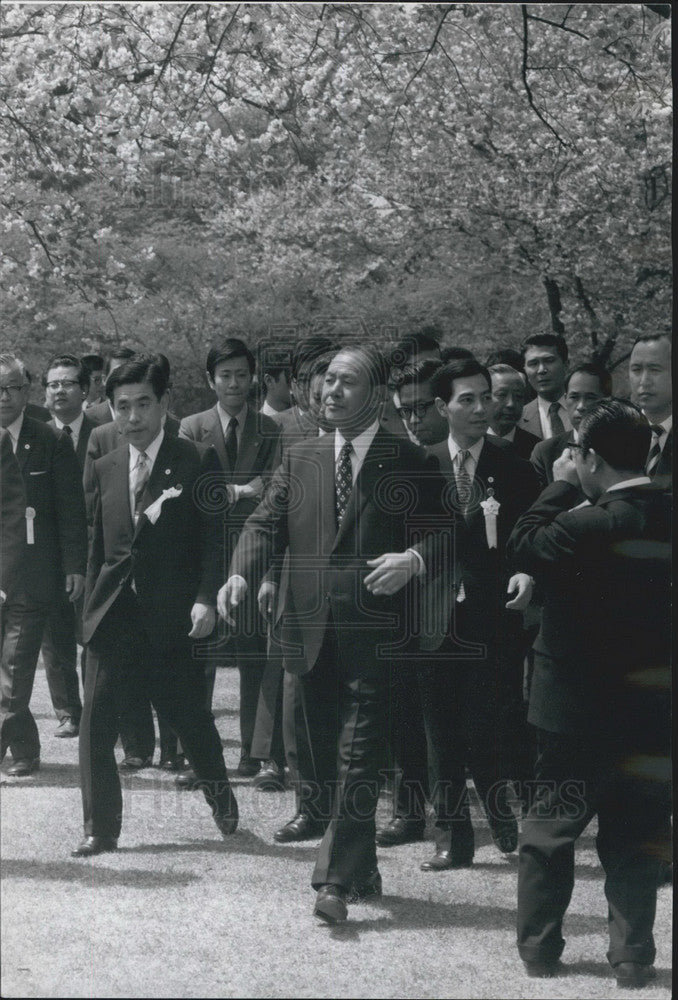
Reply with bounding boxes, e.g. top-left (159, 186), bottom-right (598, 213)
top-left (1, 429), bottom-right (27, 603)
top-left (48, 414), bottom-right (96, 472)
top-left (426, 435), bottom-right (541, 647)
top-left (510, 426), bottom-right (542, 462)
top-left (14, 416), bottom-right (87, 604)
top-left (508, 481), bottom-right (671, 744)
top-left (25, 402), bottom-right (50, 423)
top-left (530, 430), bottom-right (575, 486)
top-left (83, 434), bottom-right (220, 648)
top-left (230, 427), bottom-right (451, 675)
top-left (179, 405), bottom-right (280, 528)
